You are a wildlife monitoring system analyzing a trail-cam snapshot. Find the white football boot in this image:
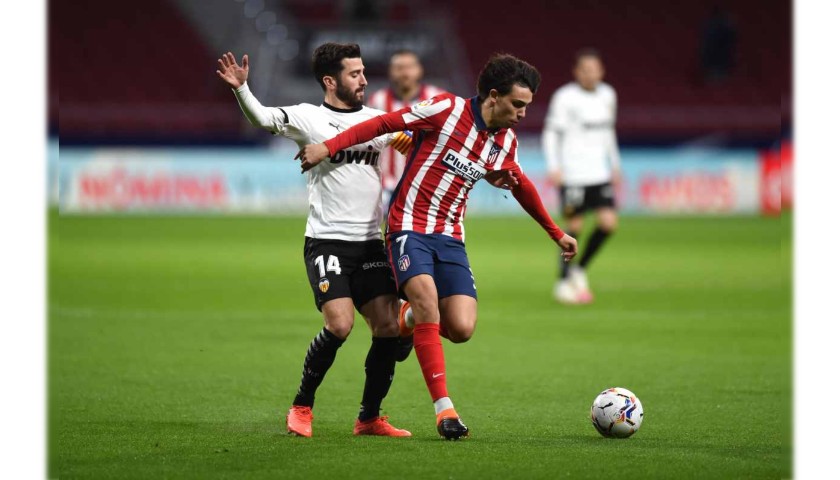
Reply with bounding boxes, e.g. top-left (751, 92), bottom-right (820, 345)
top-left (553, 279), bottom-right (580, 304)
top-left (569, 265), bottom-right (594, 303)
